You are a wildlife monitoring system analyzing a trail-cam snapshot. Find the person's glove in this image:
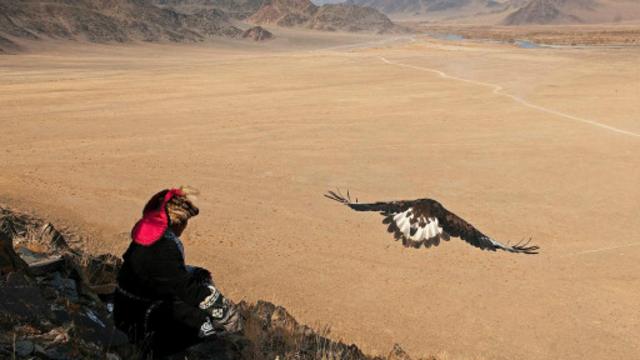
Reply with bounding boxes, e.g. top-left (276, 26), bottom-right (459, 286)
top-left (198, 285), bottom-right (244, 337)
